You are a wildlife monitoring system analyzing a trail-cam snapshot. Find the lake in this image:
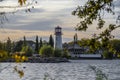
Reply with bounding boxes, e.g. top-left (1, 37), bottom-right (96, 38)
top-left (0, 60), bottom-right (120, 80)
